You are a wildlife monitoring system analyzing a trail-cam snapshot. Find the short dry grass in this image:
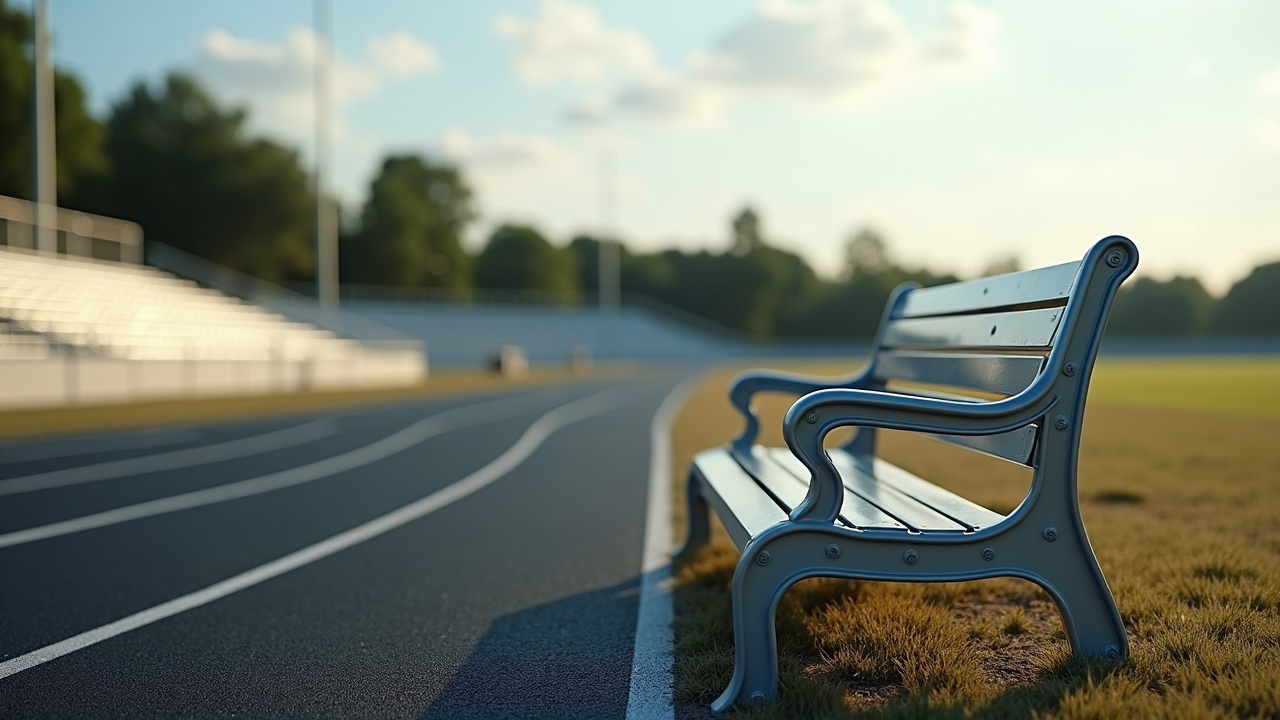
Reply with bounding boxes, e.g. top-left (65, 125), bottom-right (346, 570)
top-left (0, 364), bottom-right (631, 440)
top-left (671, 357), bottom-right (1280, 719)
